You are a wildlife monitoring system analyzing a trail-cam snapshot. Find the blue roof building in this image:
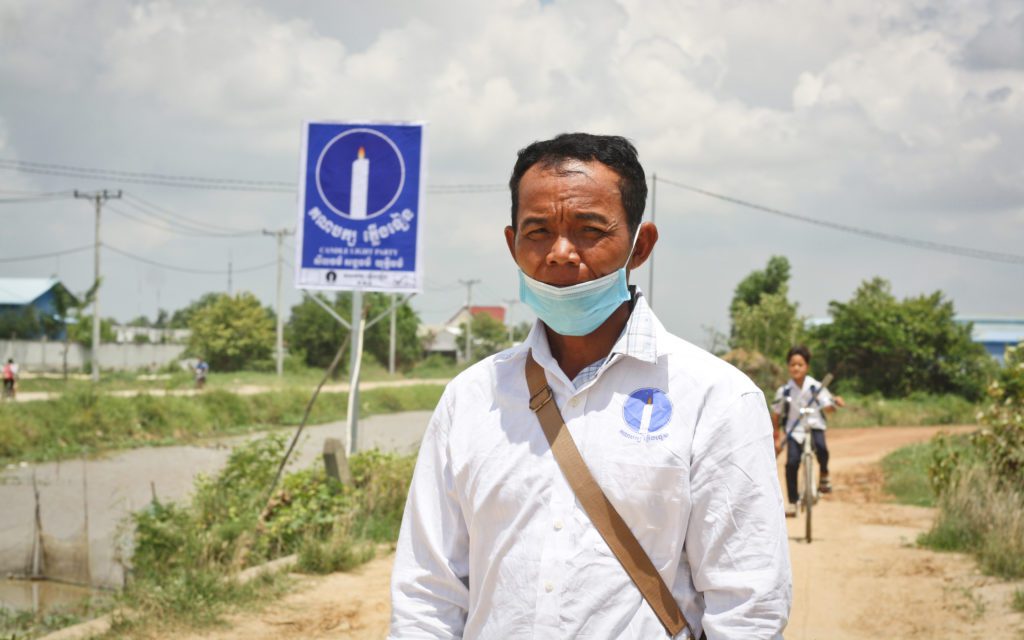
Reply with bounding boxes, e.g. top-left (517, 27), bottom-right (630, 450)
top-left (0, 277), bottom-right (78, 339)
top-left (957, 317), bottom-right (1024, 365)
